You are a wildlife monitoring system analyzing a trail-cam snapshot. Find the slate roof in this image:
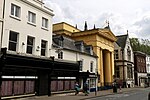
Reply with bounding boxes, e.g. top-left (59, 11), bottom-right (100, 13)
top-left (116, 34), bottom-right (128, 49)
top-left (52, 34), bottom-right (97, 57)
